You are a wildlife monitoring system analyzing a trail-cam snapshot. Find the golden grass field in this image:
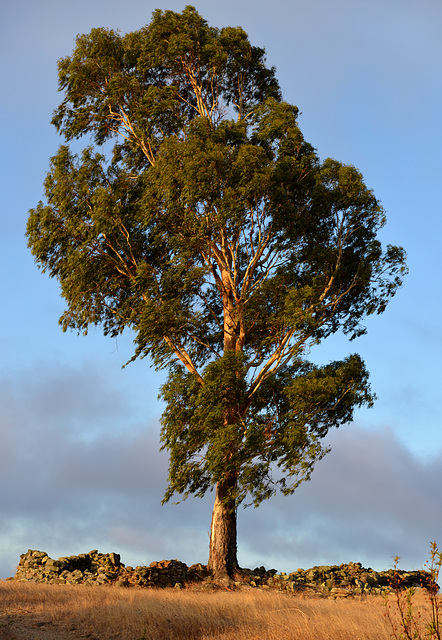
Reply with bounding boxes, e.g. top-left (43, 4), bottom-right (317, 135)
top-left (2, 579), bottom-right (437, 640)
